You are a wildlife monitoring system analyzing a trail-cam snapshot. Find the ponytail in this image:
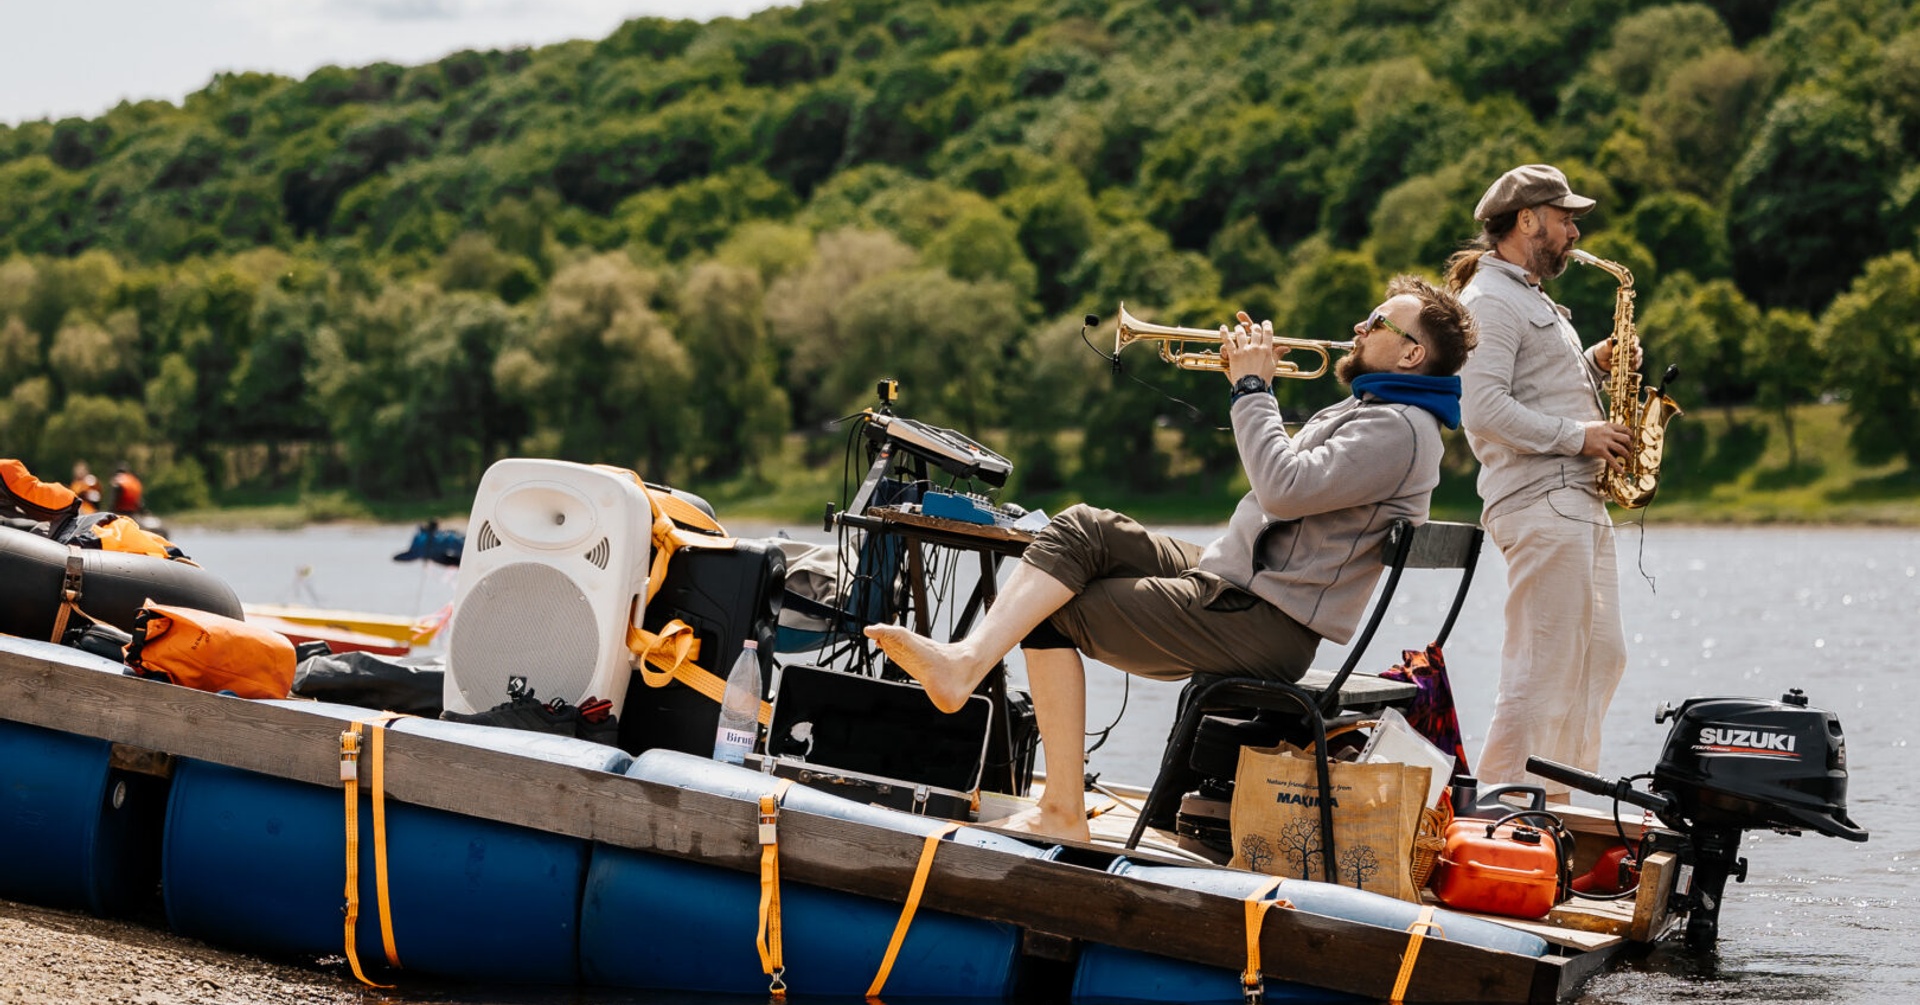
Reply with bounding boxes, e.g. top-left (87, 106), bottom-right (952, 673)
top-left (1444, 209), bottom-right (1523, 293)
